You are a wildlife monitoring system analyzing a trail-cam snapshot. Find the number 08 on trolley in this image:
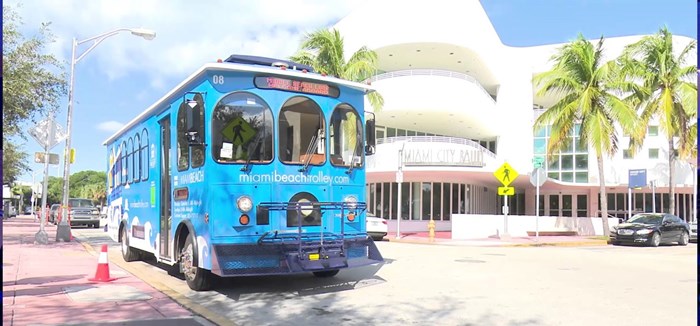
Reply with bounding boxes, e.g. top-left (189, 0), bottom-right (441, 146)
top-left (103, 55), bottom-right (383, 291)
